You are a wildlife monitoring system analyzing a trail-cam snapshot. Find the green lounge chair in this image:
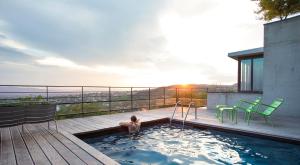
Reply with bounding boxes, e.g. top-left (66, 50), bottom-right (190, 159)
top-left (216, 97), bottom-right (261, 123)
top-left (236, 97), bottom-right (261, 121)
top-left (245, 98), bottom-right (284, 126)
top-left (216, 97), bottom-right (262, 122)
